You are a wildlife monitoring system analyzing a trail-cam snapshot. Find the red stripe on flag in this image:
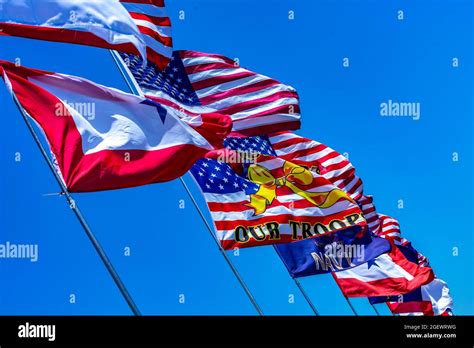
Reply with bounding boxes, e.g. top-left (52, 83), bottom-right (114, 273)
top-left (191, 71), bottom-right (256, 91)
top-left (120, 0), bottom-right (165, 7)
top-left (180, 50), bottom-right (236, 65)
top-left (0, 23), bottom-right (142, 56)
top-left (129, 12), bottom-right (172, 27)
top-left (199, 79), bottom-right (280, 105)
top-left (136, 24), bottom-right (172, 47)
